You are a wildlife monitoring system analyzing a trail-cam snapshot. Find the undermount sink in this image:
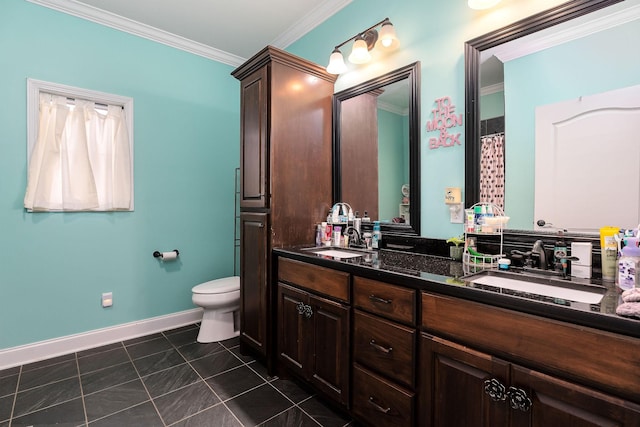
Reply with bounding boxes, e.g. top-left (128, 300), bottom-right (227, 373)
top-left (462, 269), bottom-right (606, 307)
top-left (306, 247), bottom-right (369, 259)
